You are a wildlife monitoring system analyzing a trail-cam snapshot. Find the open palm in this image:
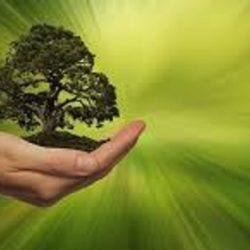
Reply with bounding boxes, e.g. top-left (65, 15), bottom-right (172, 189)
top-left (0, 120), bottom-right (146, 207)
